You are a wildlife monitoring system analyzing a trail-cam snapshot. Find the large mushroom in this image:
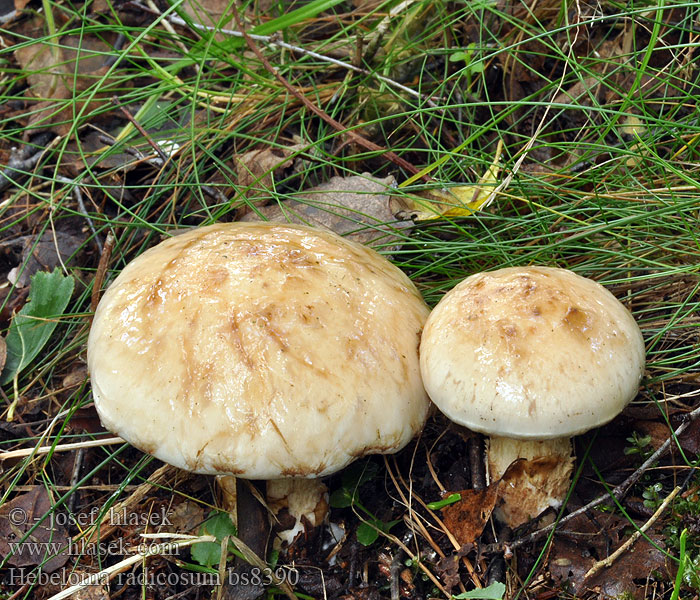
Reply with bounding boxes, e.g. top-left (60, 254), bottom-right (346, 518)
top-left (419, 266), bottom-right (645, 527)
top-left (88, 222), bottom-right (430, 545)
